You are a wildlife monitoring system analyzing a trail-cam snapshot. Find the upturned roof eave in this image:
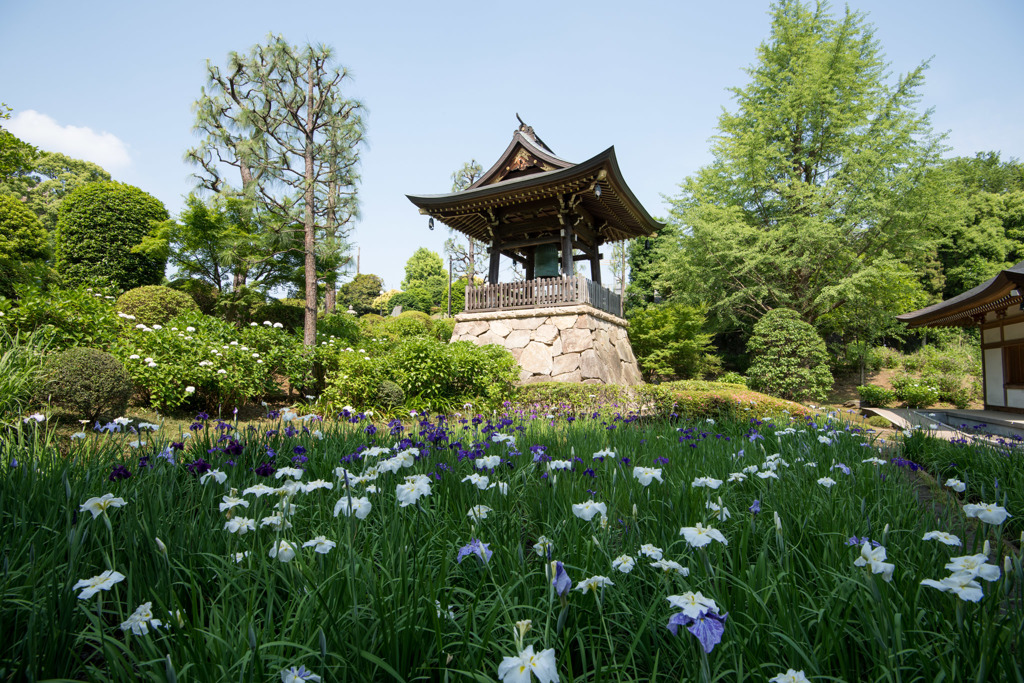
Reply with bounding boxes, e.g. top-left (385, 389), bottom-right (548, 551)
top-left (897, 263), bottom-right (1024, 327)
top-left (407, 146), bottom-right (663, 236)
